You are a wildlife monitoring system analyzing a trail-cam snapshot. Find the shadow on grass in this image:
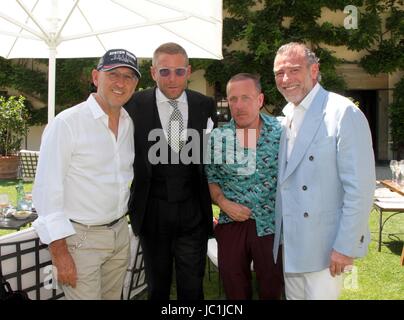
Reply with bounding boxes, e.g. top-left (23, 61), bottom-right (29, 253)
top-left (385, 238), bottom-right (404, 256)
